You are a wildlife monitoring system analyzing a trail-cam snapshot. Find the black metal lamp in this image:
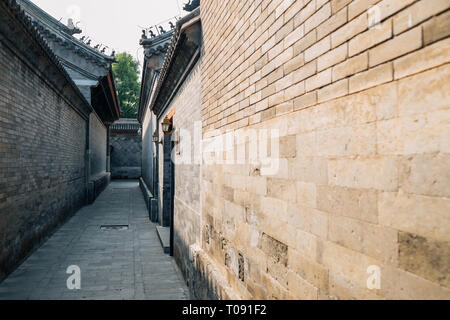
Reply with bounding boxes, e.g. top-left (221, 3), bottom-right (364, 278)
top-left (153, 131), bottom-right (162, 144)
top-left (161, 117), bottom-right (173, 135)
